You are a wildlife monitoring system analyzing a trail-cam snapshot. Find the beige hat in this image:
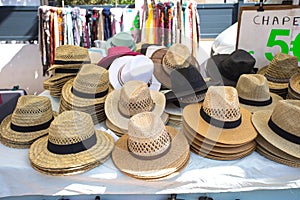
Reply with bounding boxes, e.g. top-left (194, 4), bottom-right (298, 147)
top-left (0, 95), bottom-right (56, 148)
top-left (287, 73), bottom-right (300, 100)
top-left (105, 80), bottom-right (166, 130)
top-left (236, 74), bottom-right (283, 113)
top-left (111, 112), bottom-right (190, 179)
top-left (252, 100), bottom-right (300, 159)
top-left (183, 86), bottom-right (257, 145)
